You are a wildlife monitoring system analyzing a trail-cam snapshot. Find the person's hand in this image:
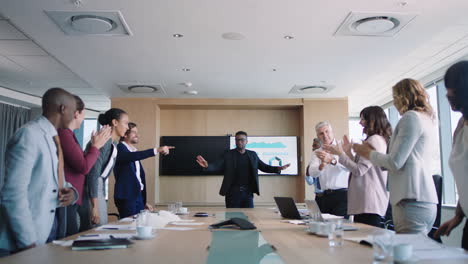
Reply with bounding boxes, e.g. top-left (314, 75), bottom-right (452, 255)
top-left (352, 142), bottom-right (374, 159)
top-left (342, 135), bottom-right (352, 154)
top-left (318, 163), bottom-right (326, 171)
top-left (434, 215), bottom-right (463, 238)
top-left (91, 206), bottom-right (100, 224)
top-left (58, 188), bottom-right (75, 207)
top-left (157, 146), bottom-right (175, 155)
top-left (322, 144), bottom-right (343, 156)
top-left (196, 155), bottom-right (208, 168)
top-left (145, 203), bottom-right (154, 212)
top-left (315, 150), bottom-right (333, 164)
top-left (279, 163), bottom-right (291, 170)
top-left (91, 125), bottom-right (112, 149)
